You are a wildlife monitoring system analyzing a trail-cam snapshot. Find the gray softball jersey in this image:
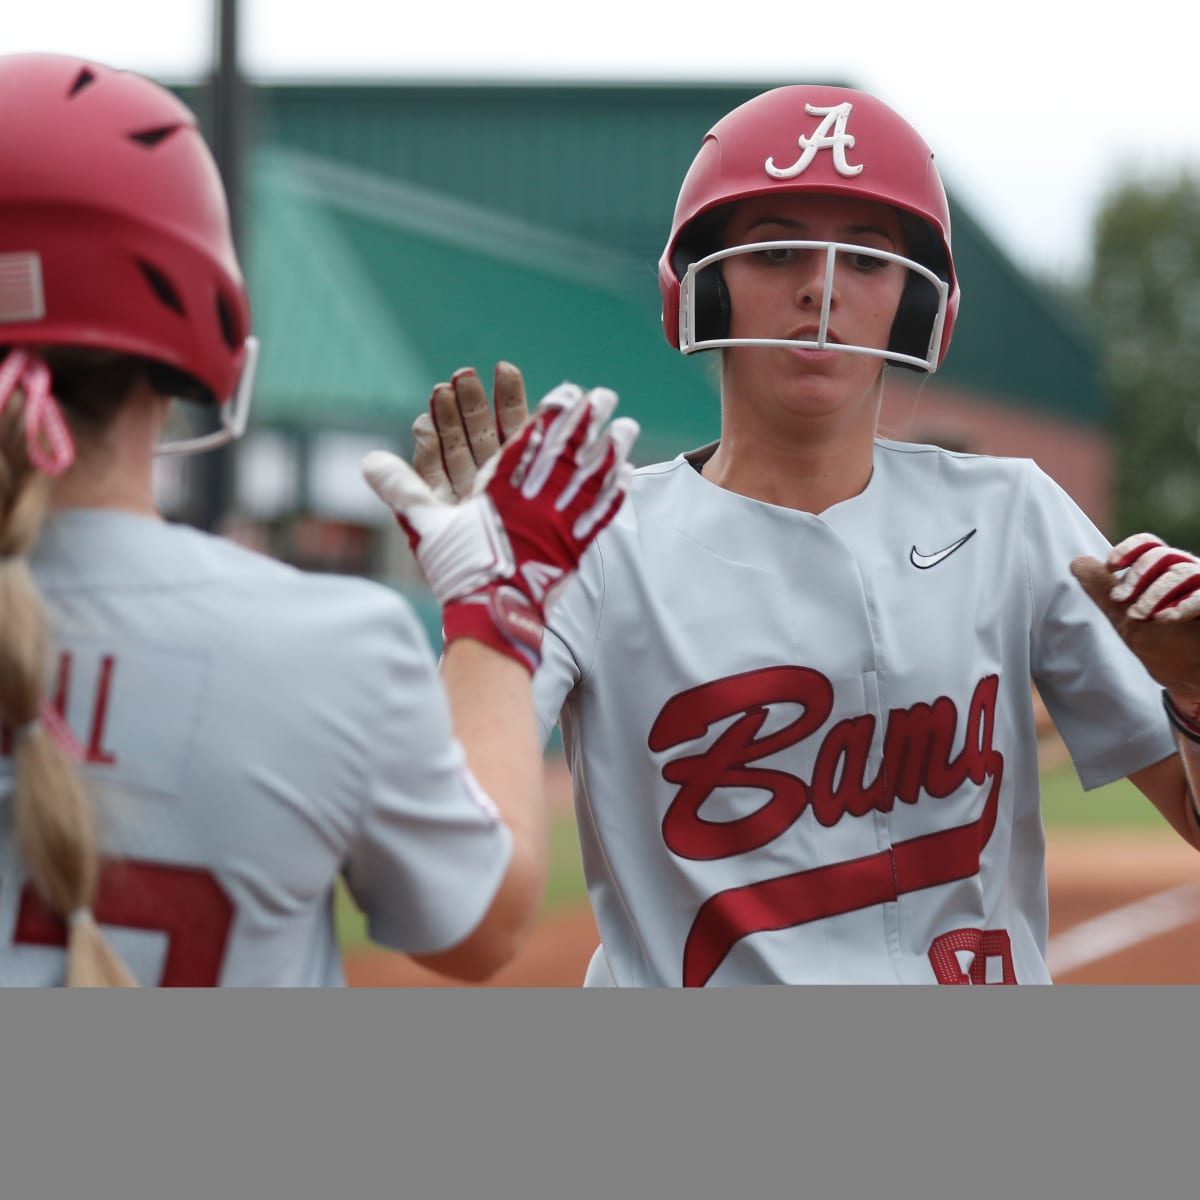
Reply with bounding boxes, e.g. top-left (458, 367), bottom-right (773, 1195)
top-left (534, 440), bottom-right (1175, 986)
top-left (0, 510), bottom-right (510, 986)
